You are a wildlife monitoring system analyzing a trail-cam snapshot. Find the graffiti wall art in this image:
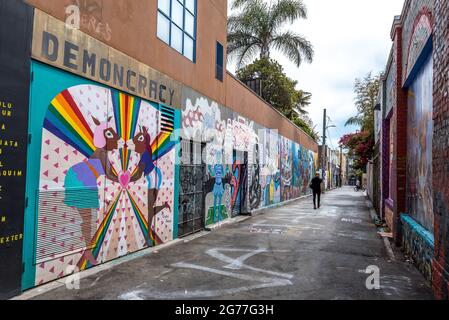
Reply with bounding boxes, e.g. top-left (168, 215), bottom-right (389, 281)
top-left (406, 55), bottom-right (434, 231)
top-left (35, 84), bottom-right (178, 285)
top-left (180, 90), bottom-right (318, 227)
